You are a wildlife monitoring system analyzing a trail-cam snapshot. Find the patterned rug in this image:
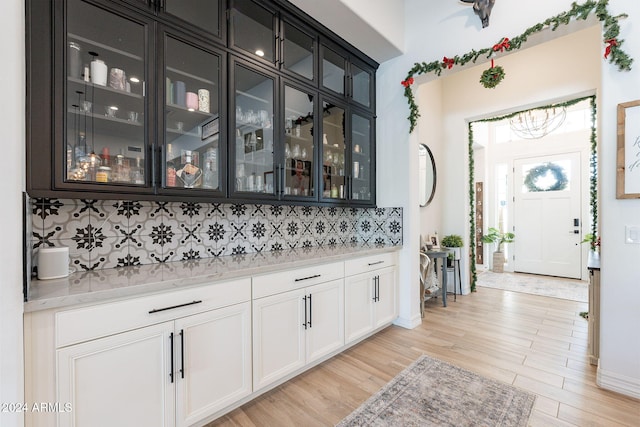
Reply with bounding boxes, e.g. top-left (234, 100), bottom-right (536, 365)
top-left (476, 271), bottom-right (588, 302)
top-left (336, 355), bottom-right (535, 427)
